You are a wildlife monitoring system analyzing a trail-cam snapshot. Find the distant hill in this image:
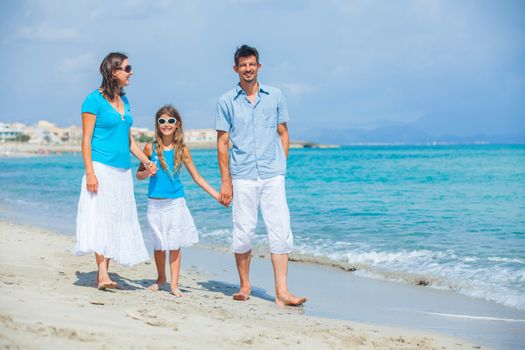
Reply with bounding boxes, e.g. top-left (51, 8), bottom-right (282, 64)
top-left (295, 113), bottom-right (525, 145)
top-left (301, 126), bottom-right (525, 145)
